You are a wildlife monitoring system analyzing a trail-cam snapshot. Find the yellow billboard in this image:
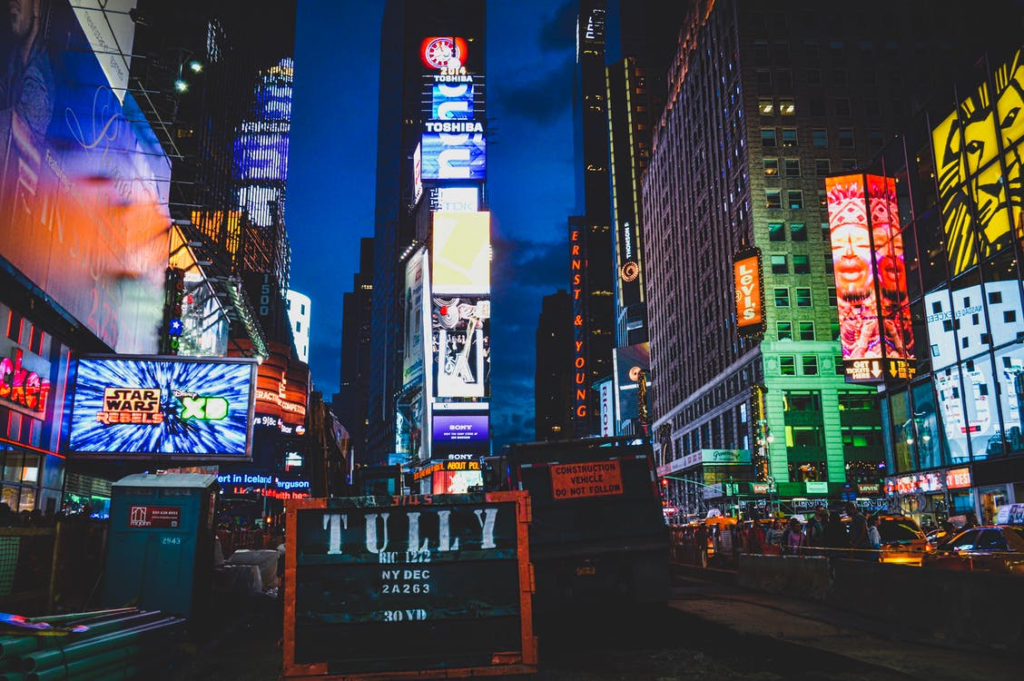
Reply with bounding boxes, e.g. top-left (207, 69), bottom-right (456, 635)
top-left (932, 47), bottom-right (1024, 275)
top-left (432, 211), bottom-right (491, 294)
